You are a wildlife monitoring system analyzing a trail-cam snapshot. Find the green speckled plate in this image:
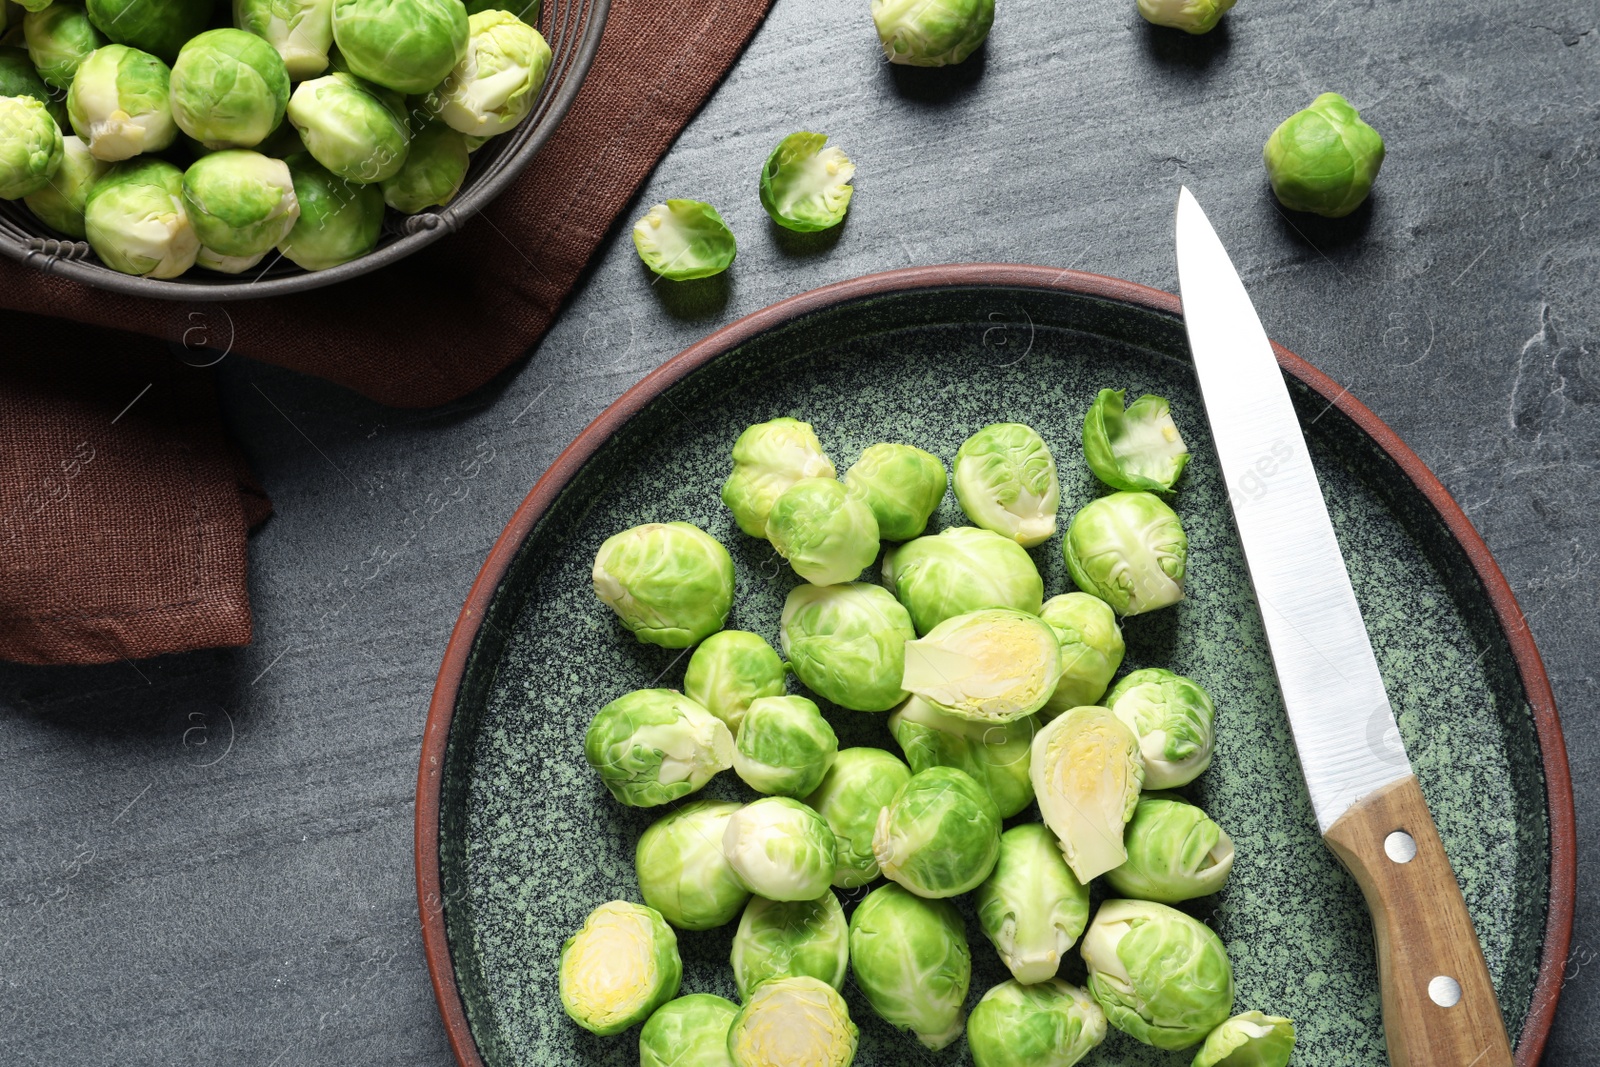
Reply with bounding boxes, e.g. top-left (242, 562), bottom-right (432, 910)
top-left (418, 267), bottom-right (1573, 1067)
